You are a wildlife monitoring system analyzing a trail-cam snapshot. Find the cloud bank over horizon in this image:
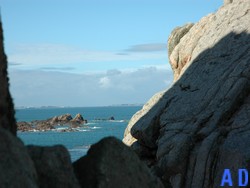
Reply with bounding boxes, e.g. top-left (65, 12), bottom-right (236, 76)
top-left (9, 66), bottom-right (173, 107)
top-left (7, 41), bottom-right (172, 107)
